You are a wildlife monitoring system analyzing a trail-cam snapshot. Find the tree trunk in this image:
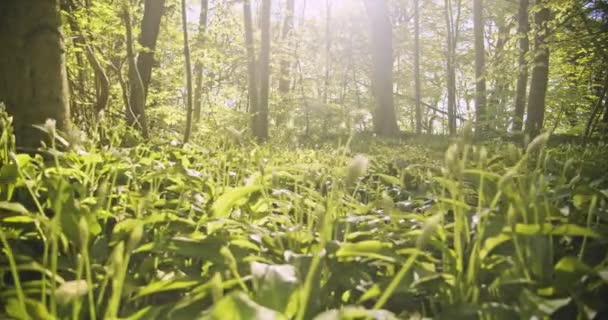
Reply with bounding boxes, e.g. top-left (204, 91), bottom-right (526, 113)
top-left (0, 0), bottom-right (71, 148)
top-left (123, 1), bottom-right (149, 137)
top-left (362, 0), bottom-right (399, 137)
top-left (253, 0), bottom-right (271, 141)
top-left (193, 0), bottom-right (209, 123)
top-left (513, 0), bottom-right (530, 132)
top-left (525, 3), bottom-right (551, 138)
top-left (444, 0), bottom-right (457, 135)
top-left (64, 0), bottom-right (110, 115)
top-left (243, 0), bottom-right (259, 136)
top-left (473, 0), bottom-right (487, 134)
top-left (181, 0), bottom-right (194, 143)
top-left (135, 0), bottom-right (165, 96)
top-left (414, 0), bottom-right (422, 134)
top-left (323, 0), bottom-right (332, 104)
top-left (279, 0), bottom-right (295, 95)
